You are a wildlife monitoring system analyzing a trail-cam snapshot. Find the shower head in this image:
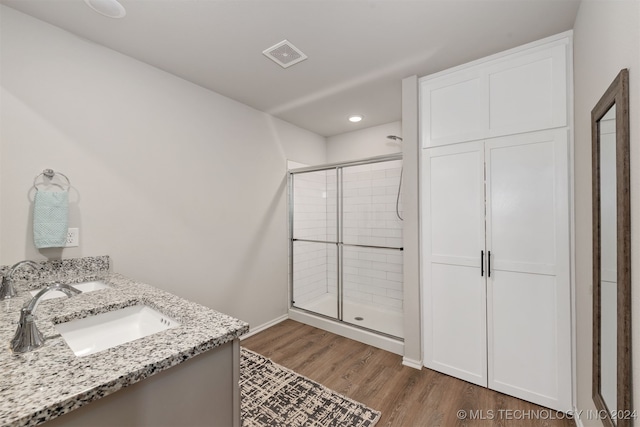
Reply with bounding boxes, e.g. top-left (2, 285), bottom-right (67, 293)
top-left (387, 135), bottom-right (403, 142)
